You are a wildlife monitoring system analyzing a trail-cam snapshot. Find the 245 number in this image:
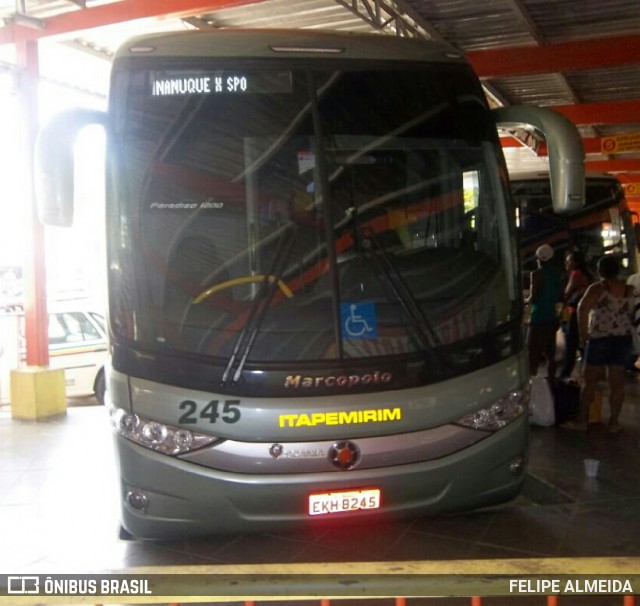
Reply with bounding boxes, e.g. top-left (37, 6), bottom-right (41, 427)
top-left (178, 399), bottom-right (241, 425)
